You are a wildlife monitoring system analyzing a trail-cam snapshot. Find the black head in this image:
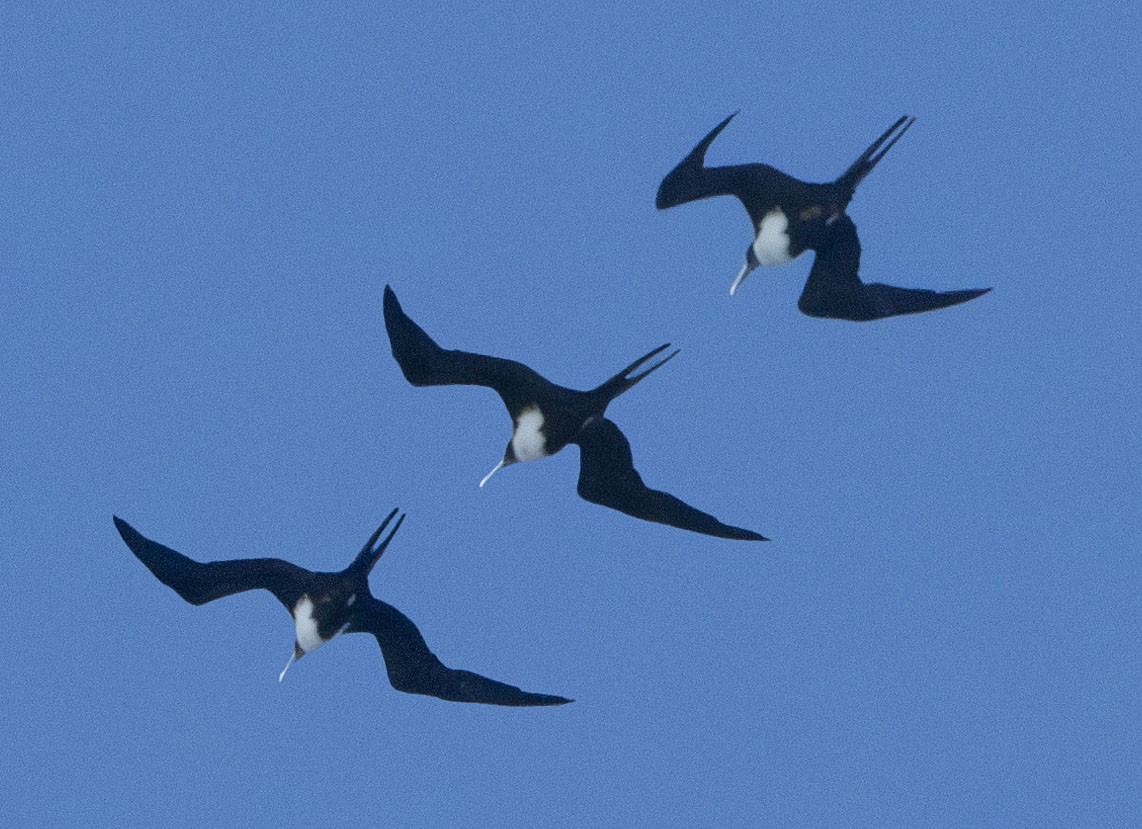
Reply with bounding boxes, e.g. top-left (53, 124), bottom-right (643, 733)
top-left (745, 243), bottom-right (760, 271)
top-left (729, 244), bottom-right (760, 296)
top-left (278, 586), bottom-right (362, 682)
top-left (479, 440), bottom-right (520, 488)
